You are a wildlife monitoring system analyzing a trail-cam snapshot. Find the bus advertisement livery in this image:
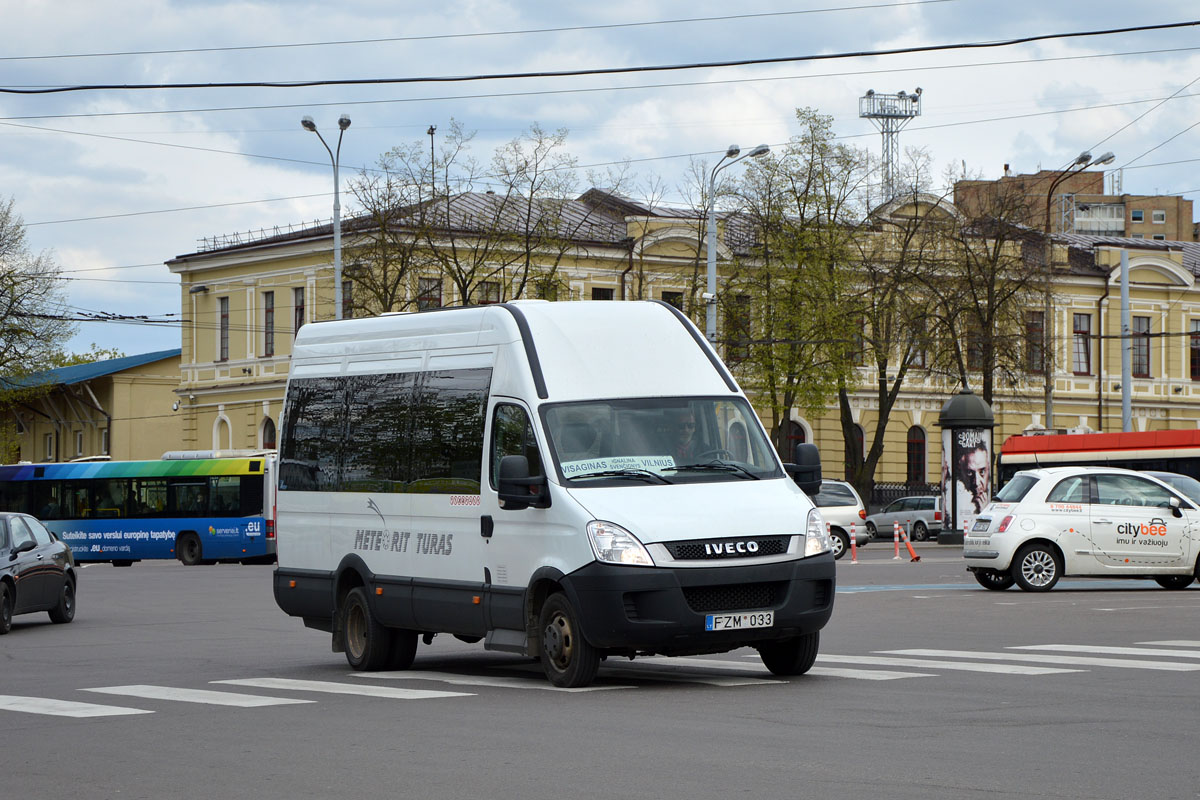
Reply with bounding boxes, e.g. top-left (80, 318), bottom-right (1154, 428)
top-left (0, 455), bottom-right (277, 566)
